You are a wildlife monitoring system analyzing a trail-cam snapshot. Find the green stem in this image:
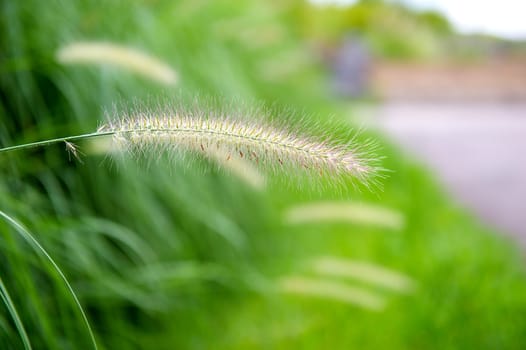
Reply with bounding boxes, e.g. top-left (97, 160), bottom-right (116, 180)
top-left (0, 131), bottom-right (114, 154)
